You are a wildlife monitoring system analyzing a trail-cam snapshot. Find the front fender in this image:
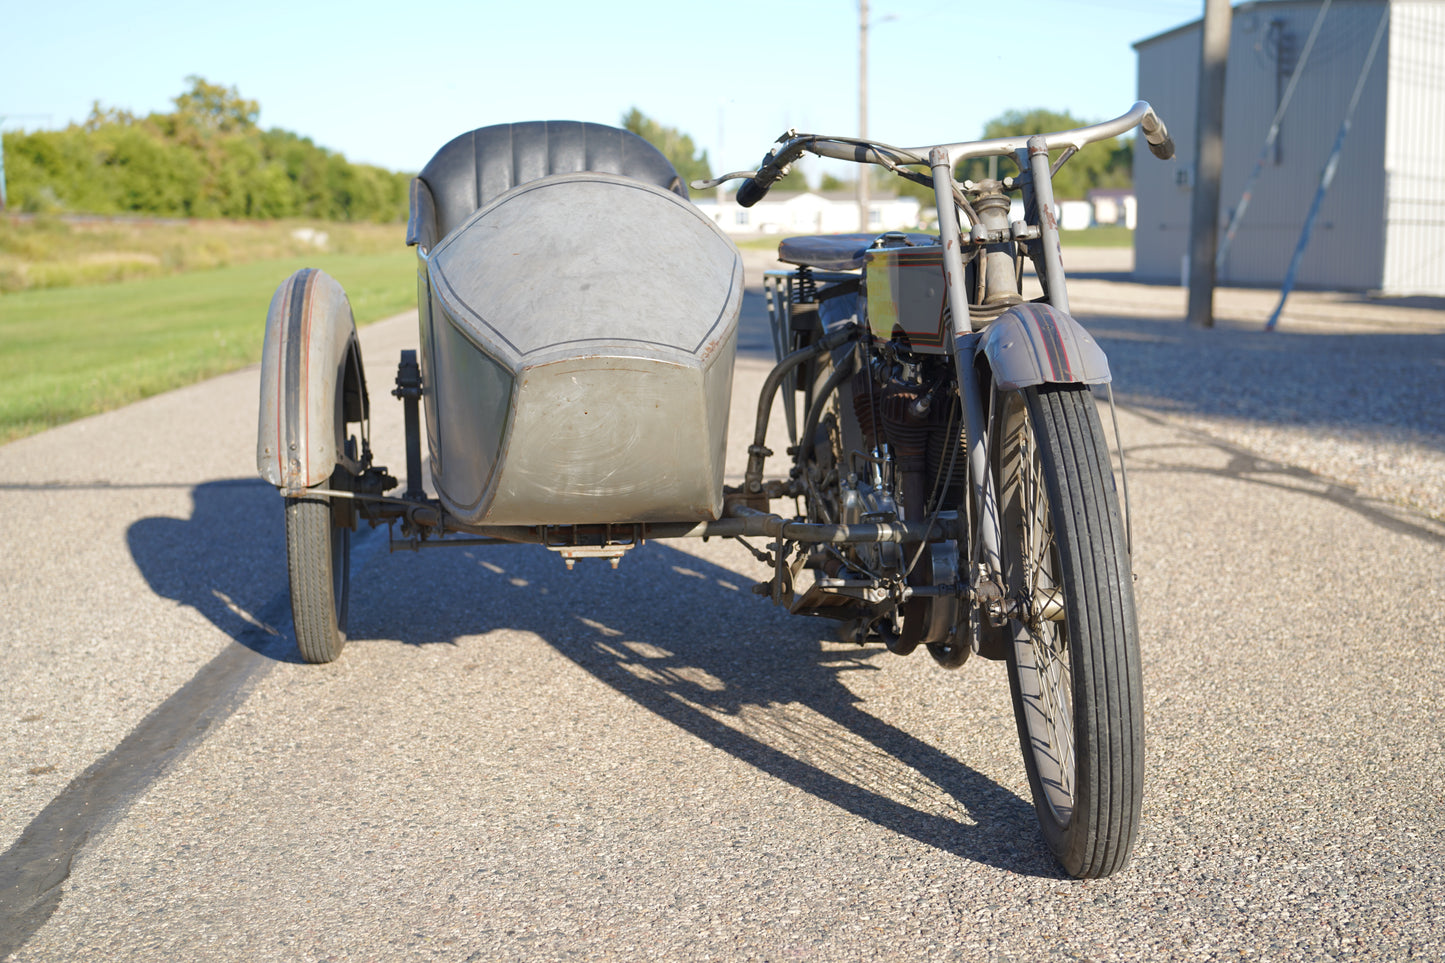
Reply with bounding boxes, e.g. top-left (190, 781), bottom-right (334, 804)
top-left (257, 268), bottom-right (369, 491)
top-left (976, 302), bottom-right (1110, 390)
